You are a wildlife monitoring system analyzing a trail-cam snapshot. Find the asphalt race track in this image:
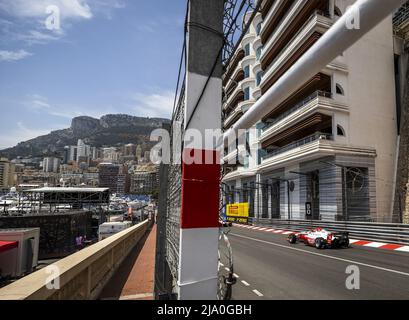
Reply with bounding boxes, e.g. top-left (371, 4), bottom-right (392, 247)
top-left (228, 226), bottom-right (409, 300)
